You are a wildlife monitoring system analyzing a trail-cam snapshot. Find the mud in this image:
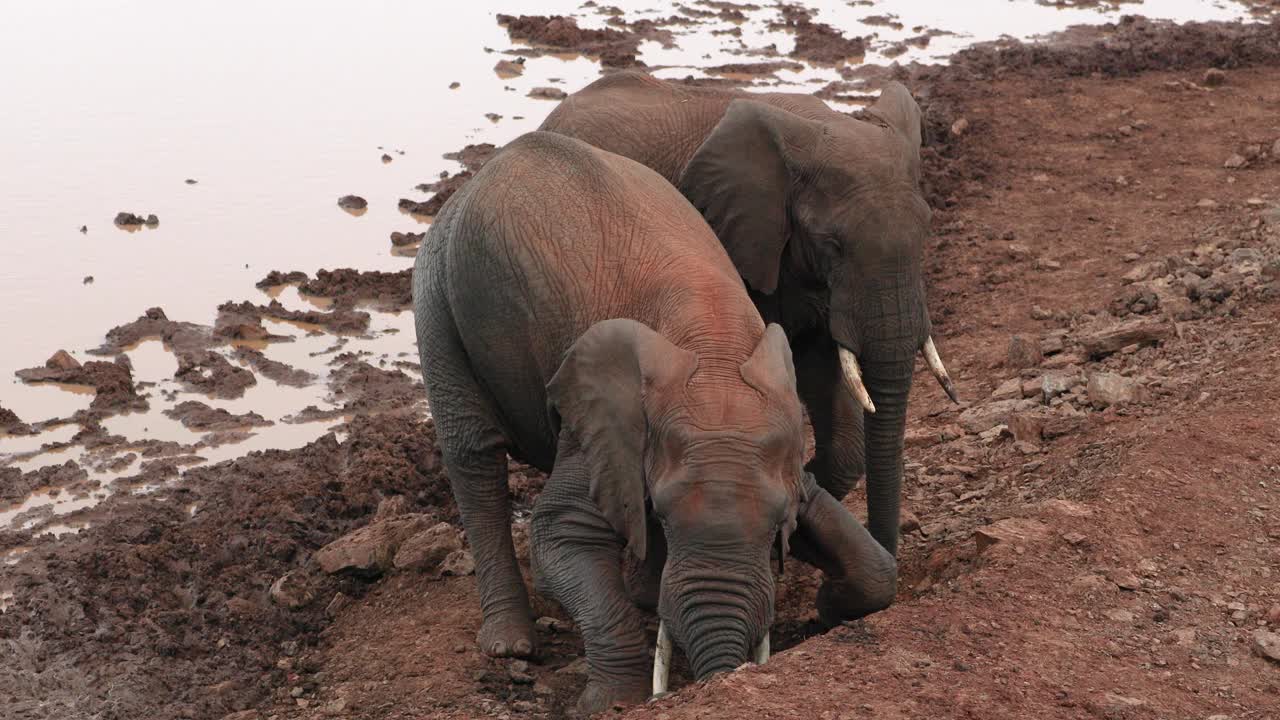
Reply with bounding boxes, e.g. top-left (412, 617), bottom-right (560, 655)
top-left (232, 347), bottom-right (318, 388)
top-left (772, 4), bottom-right (867, 65)
top-left (174, 350), bottom-right (258, 399)
top-left (497, 14), bottom-right (645, 67)
top-left (217, 300), bottom-right (371, 336)
top-left (163, 401), bottom-right (273, 431)
top-left (15, 354), bottom-right (146, 416)
top-left (92, 307), bottom-right (217, 356)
